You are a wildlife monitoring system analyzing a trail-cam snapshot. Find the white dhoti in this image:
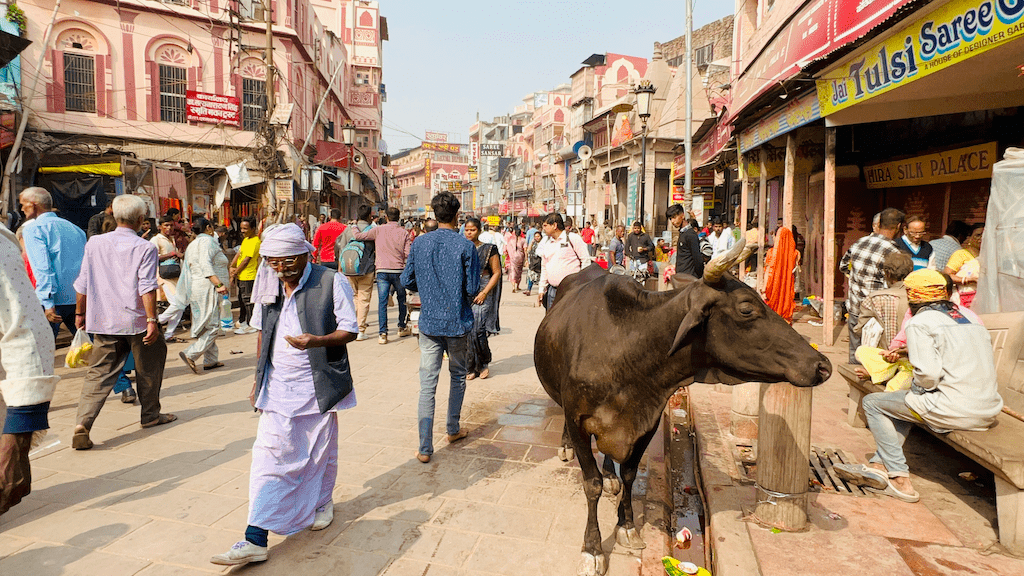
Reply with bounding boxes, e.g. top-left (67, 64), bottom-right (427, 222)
top-left (248, 409), bottom-right (338, 535)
